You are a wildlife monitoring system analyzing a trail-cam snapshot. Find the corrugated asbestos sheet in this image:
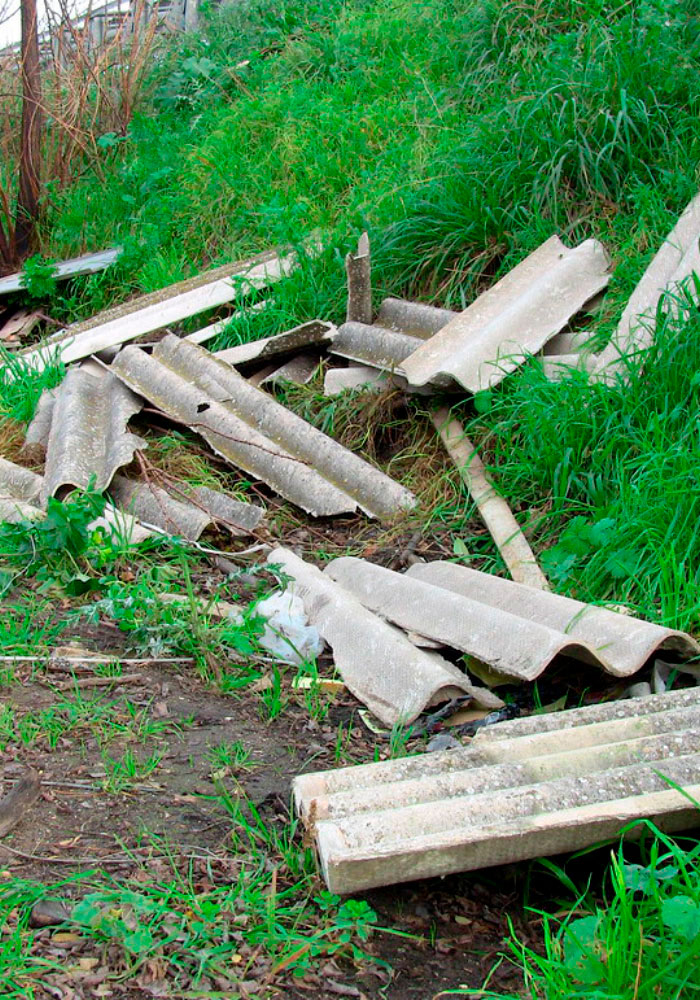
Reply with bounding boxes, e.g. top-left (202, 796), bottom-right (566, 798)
top-left (216, 320), bottom-right (335, 368)
top-left (294, 686), bottom-right (700, 892)
top-left (24, 368), bottom-right (146, 502)
top-left (375, 298), bottom-right (457, 338)
top-left (0, 247), bottom-right (123, 296)
top-left (110, 335), bottom-right (415, 519)
top-left (16, 249), bottom-right (295, 374)
top-left (0, 457), bottom-right (44, 522)
top-left (267, 547), bottom-right (503, 726)
top-left (110, 475), bottom-right (263, 540)
top-left (592, 191), bottom-right (700, 381)
top-left (324, 558), bottom-right (699, 681)
top-left (0, 457), bottom-right (151, 542)
top-left (401, 236), bottom-right (611, 392)
top-left (329, 322), bottom-right (424, 372)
